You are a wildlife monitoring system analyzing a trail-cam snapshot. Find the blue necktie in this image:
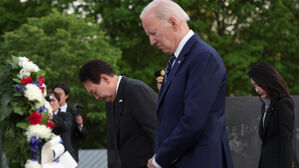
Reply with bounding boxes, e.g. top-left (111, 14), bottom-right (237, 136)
top-left (164, 54), bottom-right (176, 84)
